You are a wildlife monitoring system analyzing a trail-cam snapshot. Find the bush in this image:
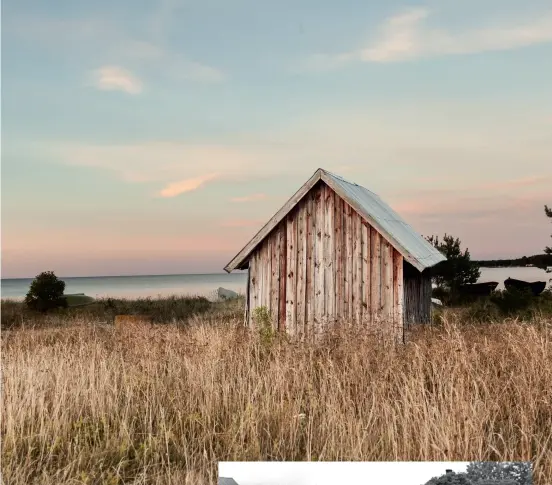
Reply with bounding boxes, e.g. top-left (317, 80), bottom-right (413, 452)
top-left (490, 288), bottom-right (534, 316)
top-left (252, 306), bottom-right (275, 346)
top-left (465, 298), bottom-right (501, 323)
top-left (24, 271), bottom-right (67, 313)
